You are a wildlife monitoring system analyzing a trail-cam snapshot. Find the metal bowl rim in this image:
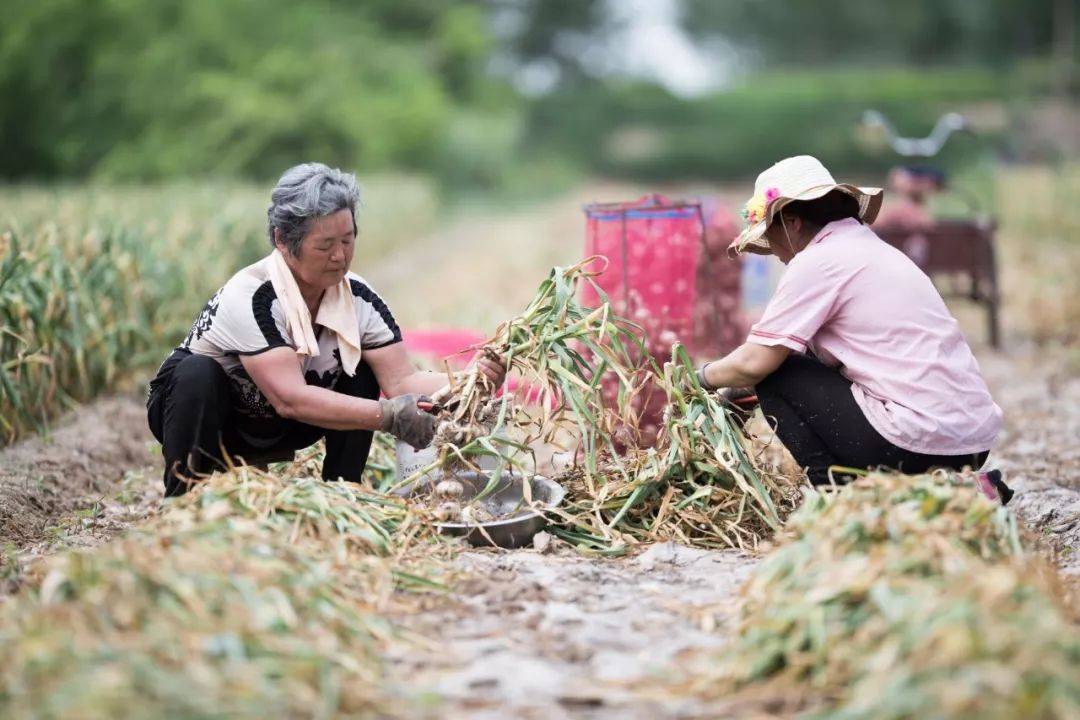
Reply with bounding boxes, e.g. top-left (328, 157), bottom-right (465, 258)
top-left (432, 475), bottom-right (565, 530)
